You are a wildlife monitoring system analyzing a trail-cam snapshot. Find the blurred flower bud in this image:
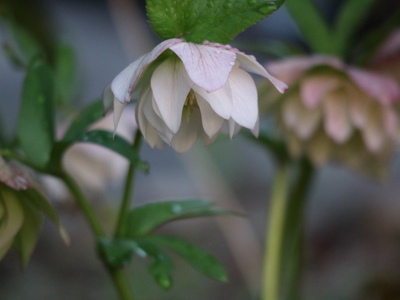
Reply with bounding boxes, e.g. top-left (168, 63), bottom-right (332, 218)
top-left (0, 157), bottom-right (66, 265)
top-left (266, 55), bottom-right (400, 177)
